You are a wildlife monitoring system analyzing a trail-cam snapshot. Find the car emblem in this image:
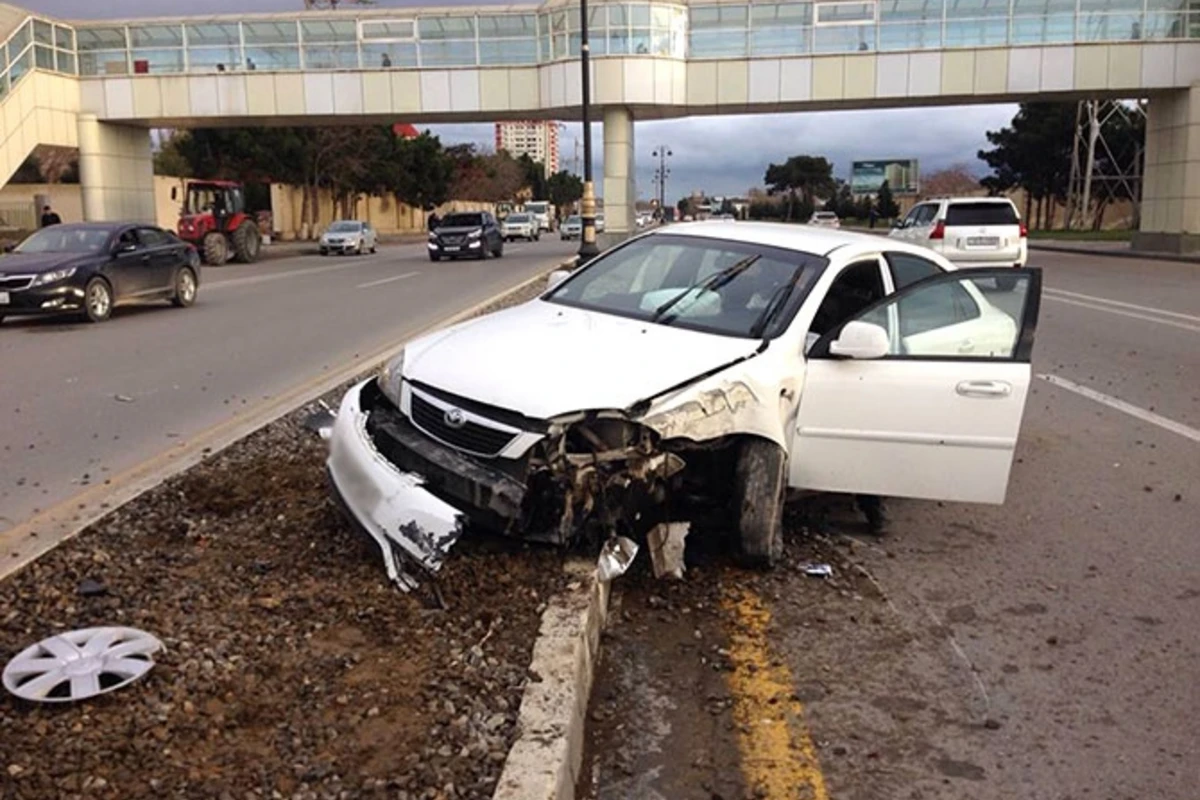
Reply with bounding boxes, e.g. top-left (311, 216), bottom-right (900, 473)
top-left (443, 408), bottom-right (467, 429)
